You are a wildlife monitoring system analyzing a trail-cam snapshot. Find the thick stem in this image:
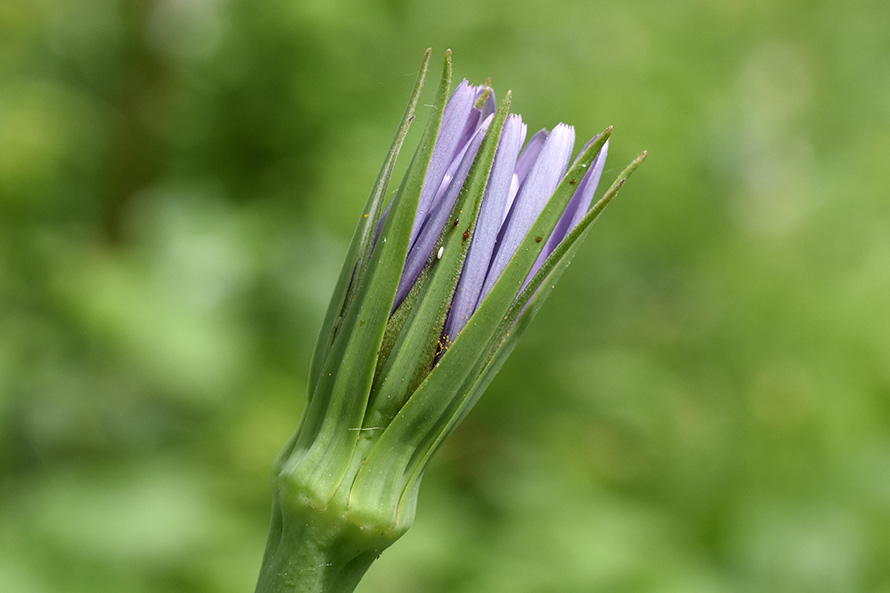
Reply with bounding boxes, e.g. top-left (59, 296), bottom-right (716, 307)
top-left (254, 497), bottom-right (388, 593)
top-left (255, 396), bottom-right (419, 592)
